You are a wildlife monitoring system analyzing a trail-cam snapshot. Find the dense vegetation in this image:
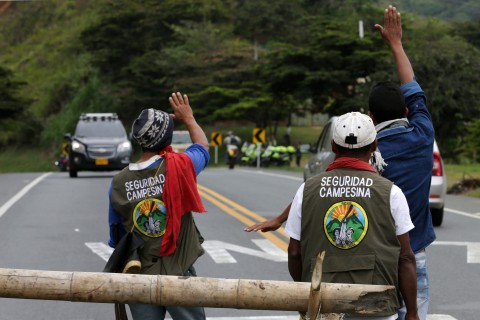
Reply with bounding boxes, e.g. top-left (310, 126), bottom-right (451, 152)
top-left (1, 0), bottom-right (480, 162)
